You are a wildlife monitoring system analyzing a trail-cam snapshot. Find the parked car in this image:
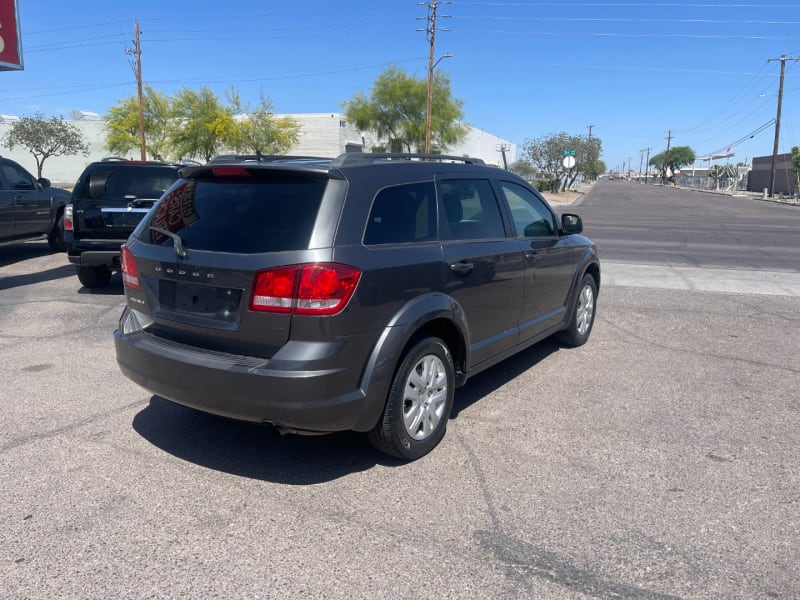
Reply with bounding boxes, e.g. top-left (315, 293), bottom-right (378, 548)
top-left (114, 152), bottom-right (600, 460)
top-left (64, 159), bottom-right (182, 287)
top-left (0, 156), bottom-right (71, 251)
